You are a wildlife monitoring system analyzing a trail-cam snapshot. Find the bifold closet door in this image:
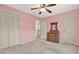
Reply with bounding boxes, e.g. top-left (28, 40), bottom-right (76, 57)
top-left (9, 15), bottom-right (15, 46)
top-left (0, 11), bottom-right (20, 49)
top-left (14, 16), bottom-right (20, 45)
top-left (0, 11), bottom-right (9, 49)
top-left (8, 14), bottom-right (20, 46)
